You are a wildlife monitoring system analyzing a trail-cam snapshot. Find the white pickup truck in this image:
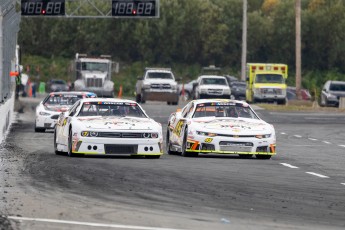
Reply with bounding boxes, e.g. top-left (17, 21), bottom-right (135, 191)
top-left (193, 75), bottom-right (231, 99)
top-left (135, 68), bottom-right (179, 105)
